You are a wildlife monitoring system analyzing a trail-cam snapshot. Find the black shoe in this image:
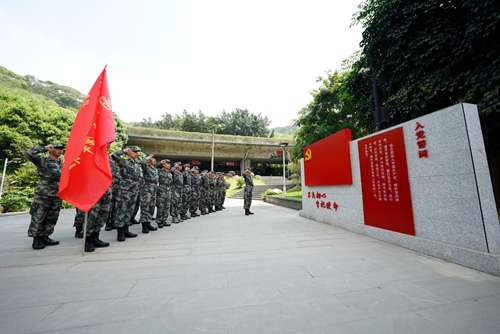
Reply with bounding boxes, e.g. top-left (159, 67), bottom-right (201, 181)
top-left (117, 227), bottom-right (125, 242)
top-left (164, 221), bottom-right (171, 226)
top-left (75, 226), bottom-right (84, 238)
top-left (221, 206), bottom-right (225, 210)
top-left (92, 233), bottom-right (109, 248)
top-left (43, 236), bottom-right (59, 246)
top-left (157, 222), bottom-right (164, 228)
top-left (201, 211), bottom-right (206, 215)
top-left (105, 222), bottom-right (113, 231)
top-left (85, 235), bottom-right (95, 252)
top-left (131, 218), bottom-right (140, 225)
top-left (208, 208), bottom-right (213, 213)
top-left (248, 210), bottom-right (254, 215)
top-left (141, 222), bottom-right (149, 234)
top-left (152, 216), bottom-right (156, 220)
top-left (124, 225), bottom-right (137, 238)
top-left (245, 209), bottom-right (249, 216)
top-left (147, 222), bottom-right (157, 231)
top-left (171, 218), bottom-right (180, 224)
top-left (32, 236), bottom-right (45, 250)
